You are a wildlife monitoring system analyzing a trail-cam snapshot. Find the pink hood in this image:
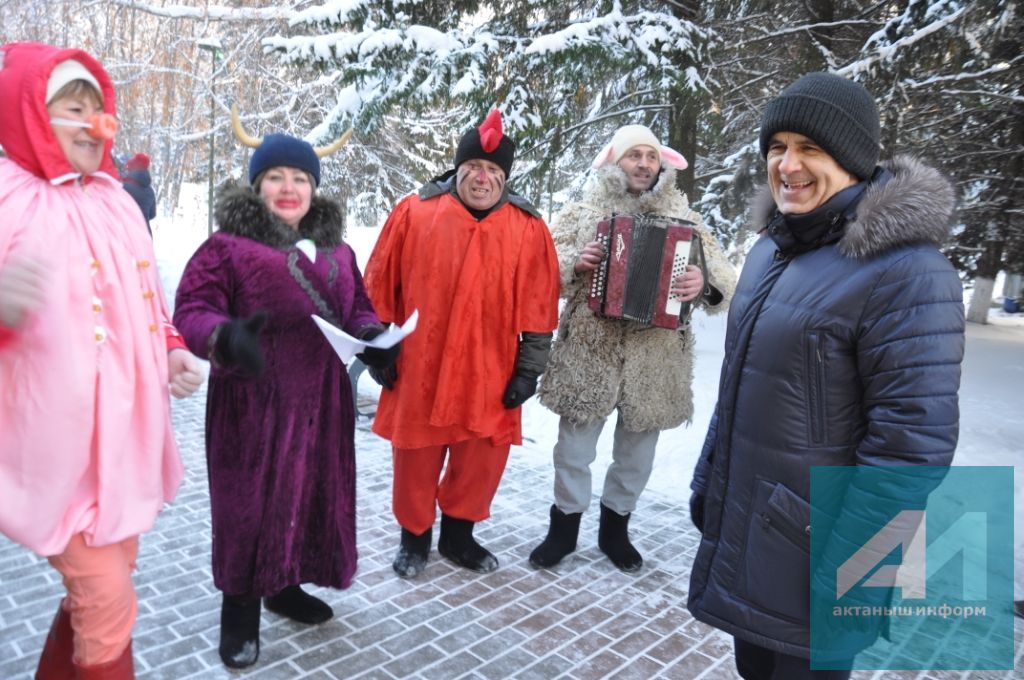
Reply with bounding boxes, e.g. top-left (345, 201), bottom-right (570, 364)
top-left (0, 41), bottom-right (120, 181)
